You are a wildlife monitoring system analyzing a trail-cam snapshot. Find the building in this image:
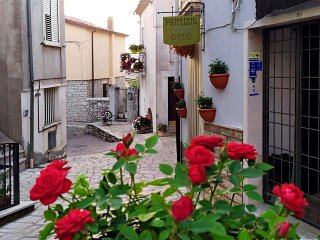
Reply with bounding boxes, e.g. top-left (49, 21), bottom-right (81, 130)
top-left (0, 0), bottom-right (67, 166)
top-left (65, 16), bottom-right (128, 125)
top-left (134, 0), bottom-right (177, 131)
top-left (178, 0), bottom-right (320, 230)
